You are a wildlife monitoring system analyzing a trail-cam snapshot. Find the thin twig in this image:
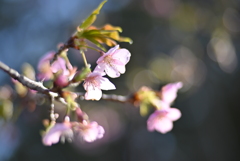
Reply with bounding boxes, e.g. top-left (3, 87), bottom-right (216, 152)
top-left (76, 92), bottom-right (133, 103)
top-left (80, 50), bottom-right (89, 68)
top-left (51, 36), bottom-right (75, 63)
top-left (50, 95), bottom-right (55, 122)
